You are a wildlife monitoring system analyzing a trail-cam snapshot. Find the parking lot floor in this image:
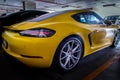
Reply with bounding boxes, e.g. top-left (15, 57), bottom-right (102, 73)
top-left (0, 46), bottom-right (120, 80)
